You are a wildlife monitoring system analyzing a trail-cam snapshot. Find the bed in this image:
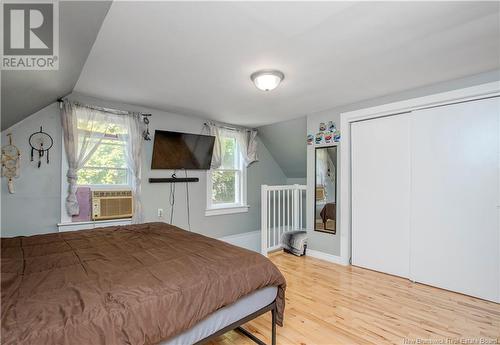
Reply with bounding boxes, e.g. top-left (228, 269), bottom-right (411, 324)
top-left (320, 202), bottom-right (336, 230)
top-left (1, 222), bottom-right (286, 345)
